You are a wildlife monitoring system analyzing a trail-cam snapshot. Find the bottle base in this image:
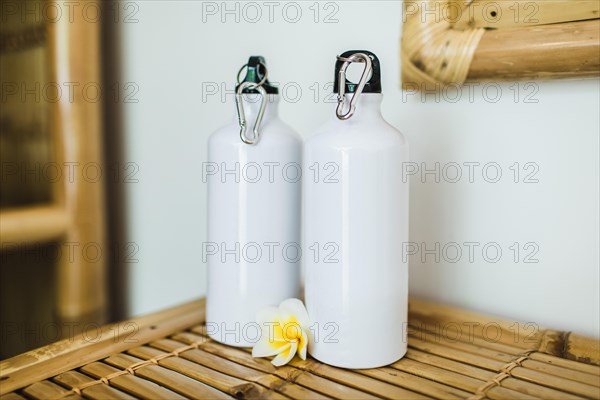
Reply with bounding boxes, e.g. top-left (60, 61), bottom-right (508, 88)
top-left (307, 347), bottom-right (407, 369)
top-left (207, 332), bottom-right (254, 348)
